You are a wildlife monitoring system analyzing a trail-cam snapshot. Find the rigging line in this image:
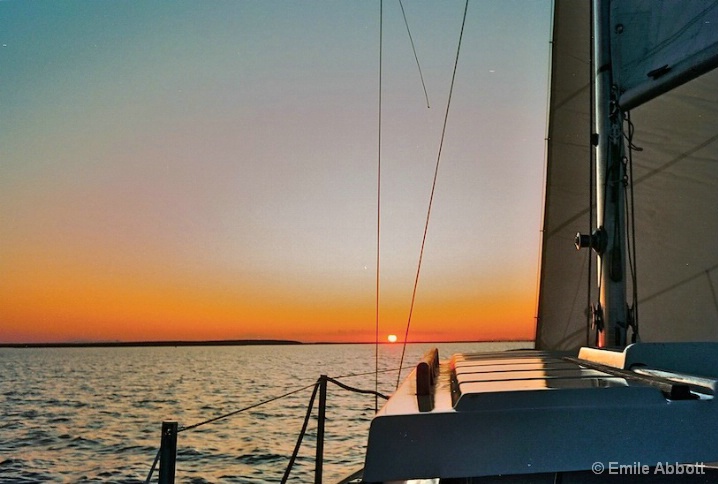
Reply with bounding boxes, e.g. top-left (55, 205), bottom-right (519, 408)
top-left (178, 382), bottom-right (316, 433)
top-left (327, 377), bottom-right (390, 400)
top-left (624, 111), bottom-right (639, 340)
top-left (143, 448), bottom-right (161, 484)
top-left (587, 0), bottom-right (595, 346)
top-left (333, 365), bottom-right (412, 380)
top-left (566, 251), bottom-right (590, 337)
top-left (622, 156), bottom-right (636, 333)
top-left (374, 0), bottom-right (383, 415)
top-left (280, 380), bottom-right (320, 484)
top-left (398, 0), bottom-right (431, 108)
top-left (396, 0), bottom-right (469, 390)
